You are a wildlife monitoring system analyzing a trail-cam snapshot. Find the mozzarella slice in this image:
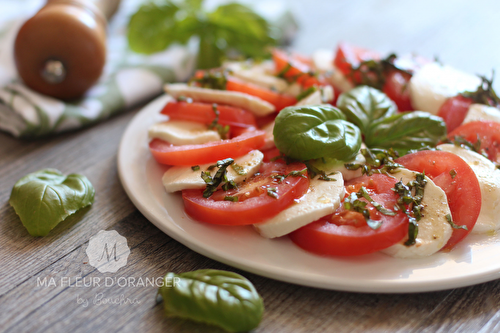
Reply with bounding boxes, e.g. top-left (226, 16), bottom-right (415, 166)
top-left (308, 148), bottom-right (366, 181)
top-left (438, 144), bottom-right (500, 234)
top-left (463, 103), bottom-right (500, 124)
top-left (296, 86), bottom-right (334, 106)
top-left (254, 174), bottom-right (345, 238)
top-left (325, 65), bottom-right (354, 94)
top-left (381, 168), bottom-right (452, 258)
top-left (409, 62), bottom-right (481, 115)
top-left (164, 83), bottom-right (275, 116)
top-left (224, 61), bottom-right (289, 93)
top-left (311, 49), bottom-right (334, 73)
top-left (148, 120), bottom-right (220, 145)
top-left (162, 150), bottom-right (264, 193)
top-left (261, 120), bottom-right (275, 150)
